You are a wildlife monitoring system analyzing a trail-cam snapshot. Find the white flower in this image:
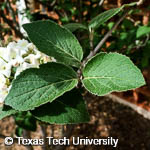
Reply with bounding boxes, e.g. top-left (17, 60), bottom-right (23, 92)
top-left (0, 90), bottom-right (8, 103)
top-left (7, 43), bottom-right (21, 61)
top-left (16, 39), bottom-right (29, 55)
top-left (0, 74), bottom-right (8, 103)
top-left (24, 54), bottom-right (40, 66)
top-left (0, 84), bottom-right (8, 103)
top-left (17, 39), bottom-right (29, 48)
top-left (6, 40), bottom-right (29, 61)
top-left (0, 47), bottom-right (8, 62)
top-left (0, 73), bottom-right (6, 85)
top-left (0, 58), bottom-right (11, 78)
top-left (9, 55), bottom-right (24, 67)
top-left (0, 39), bottom-right (54, 103)
top-left (40, 53), bottom-right (52, 64)
top-left (27, 43), bottom-right (35, 50)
